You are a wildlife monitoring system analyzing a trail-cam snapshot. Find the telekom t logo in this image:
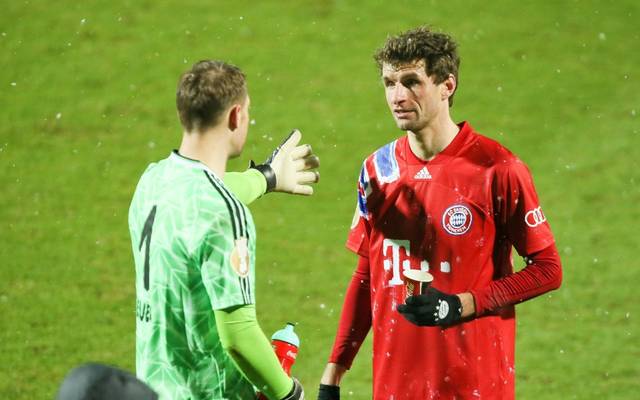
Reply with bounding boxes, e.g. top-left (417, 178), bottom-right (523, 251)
top-left (382, 239), bottom-right (411, 286)
top-left (382, 238), bottom-right (451, 286)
